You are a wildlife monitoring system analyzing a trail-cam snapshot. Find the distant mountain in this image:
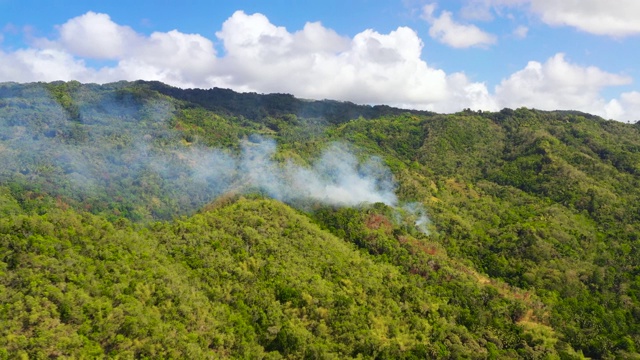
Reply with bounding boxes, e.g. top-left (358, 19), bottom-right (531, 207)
top-left (1, 80), bottom-right (639, 358)
top-left (138, 80), bottom-right (435, 125)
